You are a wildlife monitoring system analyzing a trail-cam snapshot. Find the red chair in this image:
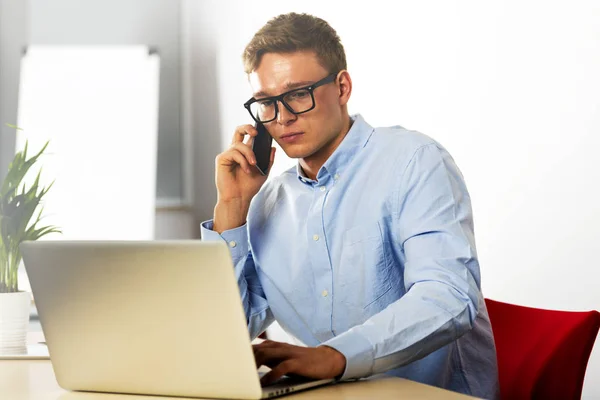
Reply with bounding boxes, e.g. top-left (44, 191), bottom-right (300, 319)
top-left (485, 298), bottom-right (600, 400)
